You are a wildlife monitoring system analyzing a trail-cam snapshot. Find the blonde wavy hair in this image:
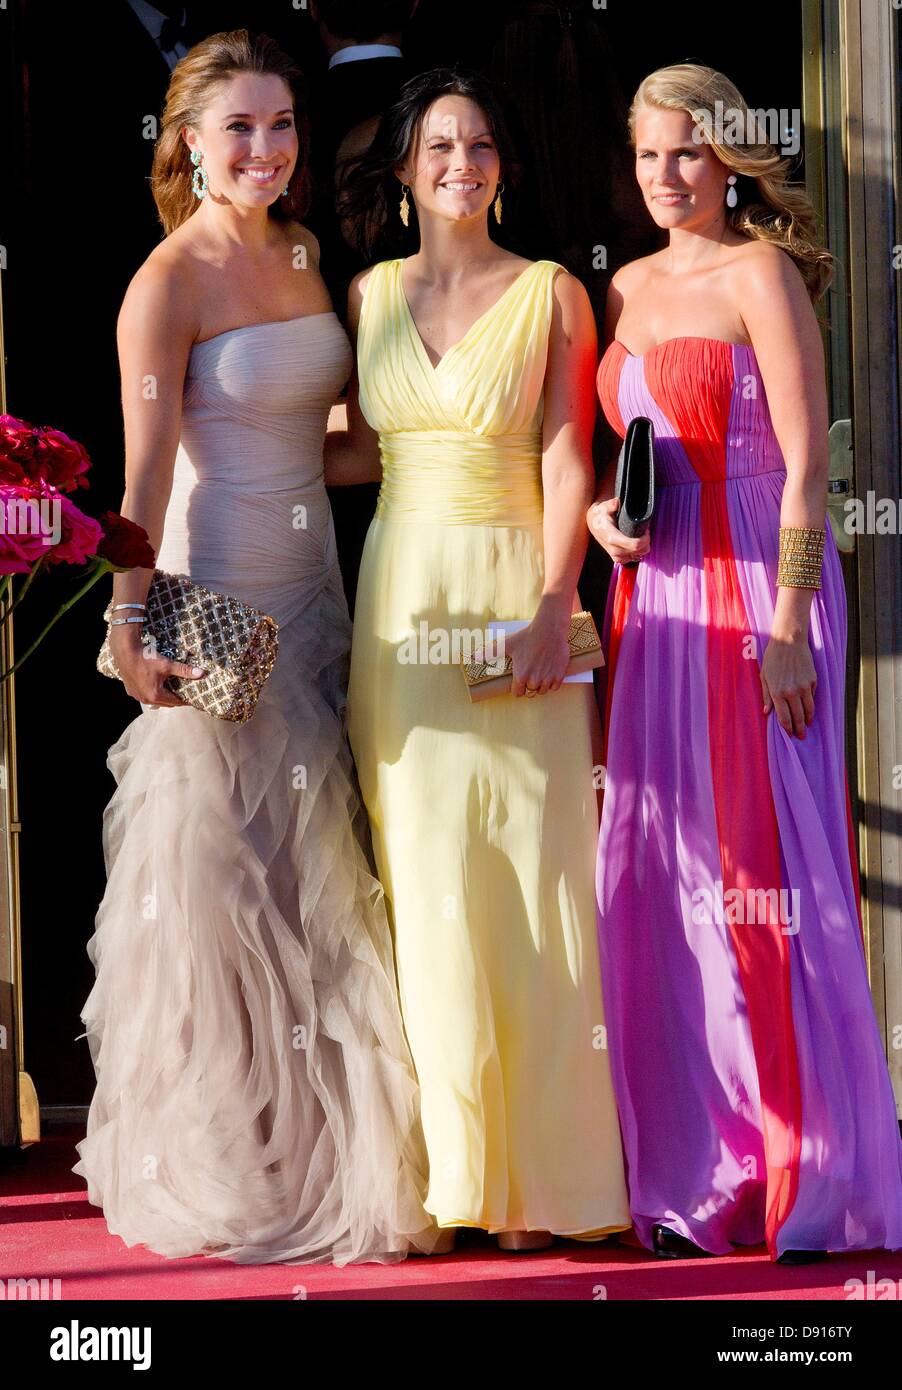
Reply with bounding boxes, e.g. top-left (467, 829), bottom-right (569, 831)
top-left (150, 30), bottom-right (311, 237)
top-left (629, 64), bottom-right (834, 302)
